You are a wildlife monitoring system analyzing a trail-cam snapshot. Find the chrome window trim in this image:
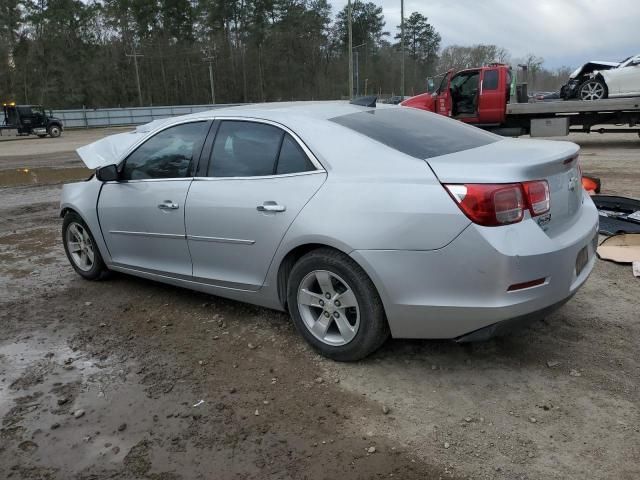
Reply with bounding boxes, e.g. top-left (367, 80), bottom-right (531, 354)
top-left (105, 115), bottom-right (327, 174)
top-left (192, 170), bottom-right (325, 182)
top-left (207, 116), bottom-right (326, 174)
top-left (104, 178), bottom-right (192, 184)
